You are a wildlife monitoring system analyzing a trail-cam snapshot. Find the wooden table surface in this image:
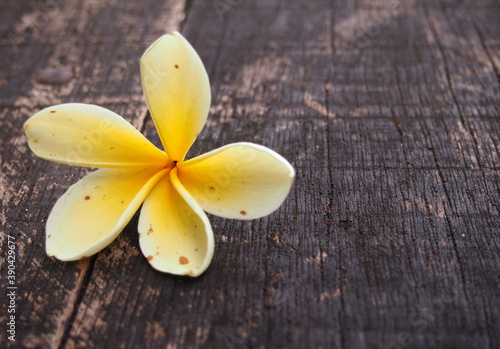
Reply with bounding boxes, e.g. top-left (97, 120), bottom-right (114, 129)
top-left (1, 0), bottom-right (499, 348)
